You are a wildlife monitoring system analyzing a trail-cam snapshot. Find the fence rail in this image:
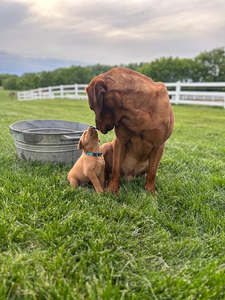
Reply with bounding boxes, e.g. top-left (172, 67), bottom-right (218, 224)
top-left (17, 84), bottom-right (88, 101)
top-left (166, 82), bottom-right (225, 108)
top-left (17, 82), bottom-right (225, 108)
